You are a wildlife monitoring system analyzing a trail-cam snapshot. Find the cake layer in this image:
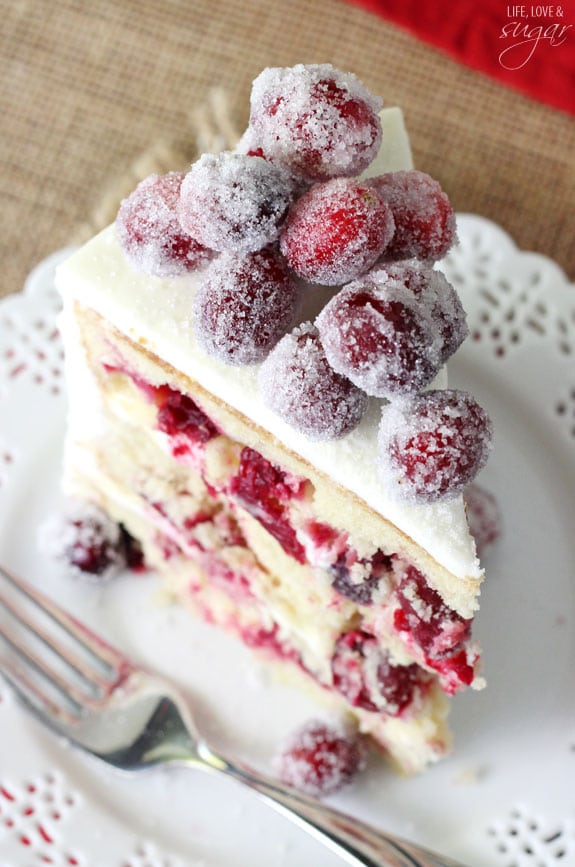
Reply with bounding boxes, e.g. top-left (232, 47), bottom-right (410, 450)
top-left (57, 295), bottom-right (485, 771)
top-left (55, 88), bottom-right (489, 779)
